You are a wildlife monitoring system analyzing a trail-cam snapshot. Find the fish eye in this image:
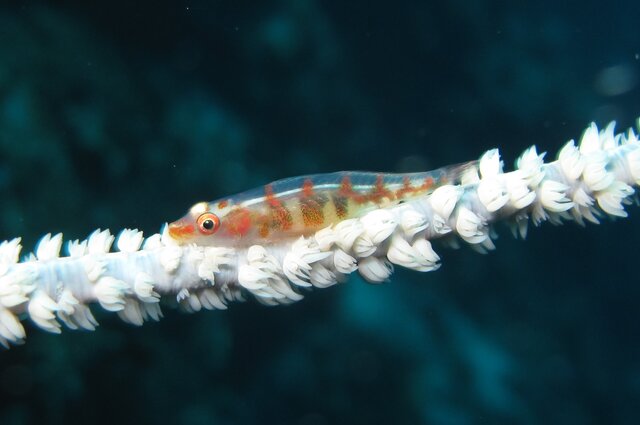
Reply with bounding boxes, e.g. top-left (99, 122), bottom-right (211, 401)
top-left (196, 212), bottom-right (220, 235)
